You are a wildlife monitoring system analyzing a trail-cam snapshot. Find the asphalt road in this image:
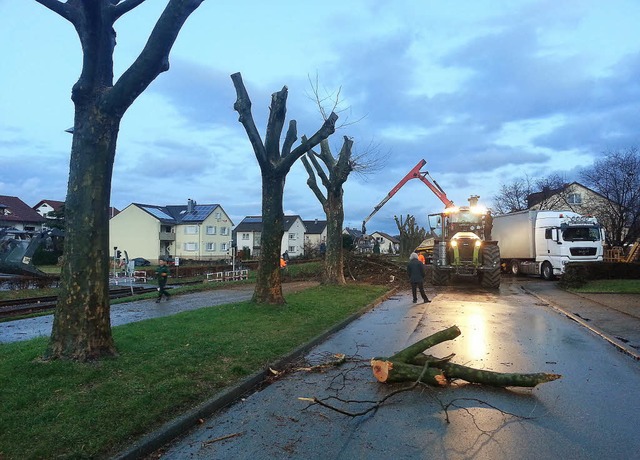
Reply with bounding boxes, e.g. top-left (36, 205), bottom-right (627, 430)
top-left (152, 277), bottom-right (640, 460)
